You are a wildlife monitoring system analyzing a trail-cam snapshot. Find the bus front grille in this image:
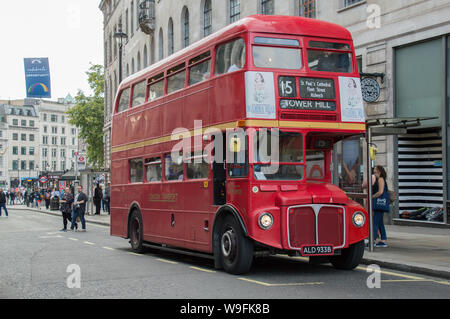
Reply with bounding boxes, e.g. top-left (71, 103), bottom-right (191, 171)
top-left (287, 205), bottom-right (345, 249)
